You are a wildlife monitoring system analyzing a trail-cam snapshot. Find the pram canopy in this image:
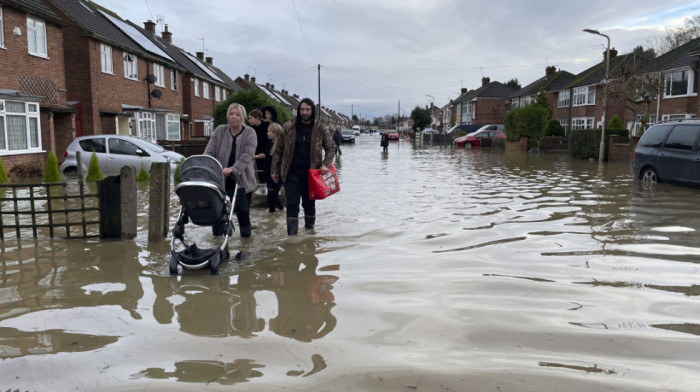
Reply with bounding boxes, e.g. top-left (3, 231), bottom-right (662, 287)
top-left (178, 155), bottom-right (226, 195)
